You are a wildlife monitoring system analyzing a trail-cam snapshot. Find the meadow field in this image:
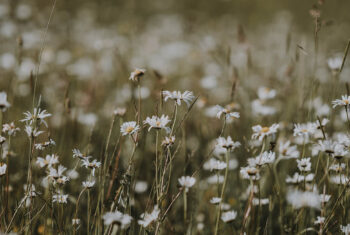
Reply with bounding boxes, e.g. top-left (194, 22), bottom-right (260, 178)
top-left (1, 0), bottom-right (350, 234)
